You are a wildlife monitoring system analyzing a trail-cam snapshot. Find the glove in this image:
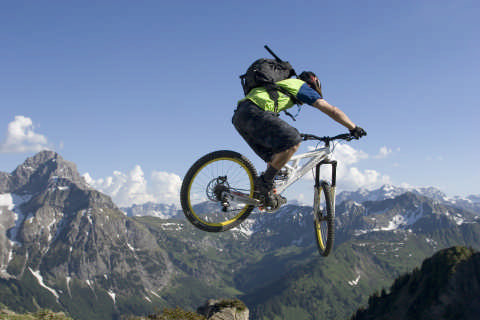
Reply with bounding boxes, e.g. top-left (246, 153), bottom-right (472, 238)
top-left (350, 126), bottom-right (367, 139)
